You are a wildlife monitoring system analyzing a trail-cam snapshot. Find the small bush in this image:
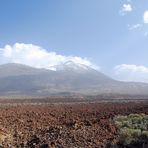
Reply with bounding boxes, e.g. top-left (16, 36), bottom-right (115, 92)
top-left (142, 131), bottom-right (148, 136)
top-left (114, 113), bottom-right (148, 146)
